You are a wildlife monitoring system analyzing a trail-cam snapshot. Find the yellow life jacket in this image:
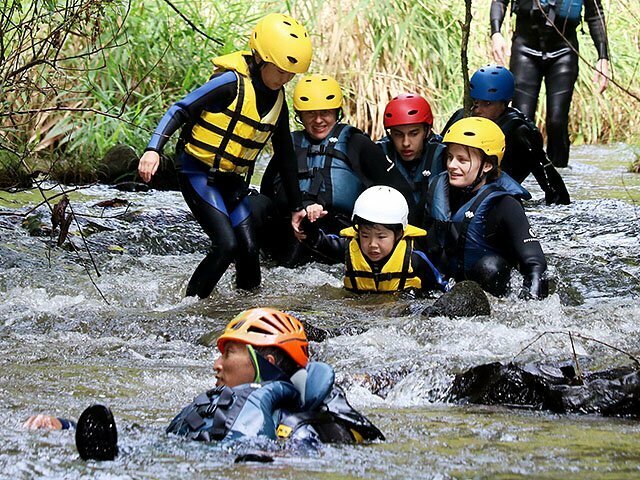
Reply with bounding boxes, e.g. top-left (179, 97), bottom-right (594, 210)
top-left (340, 225), bottom-right (426, 292)
top-left (184, 51), bottom-right (284, 176)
